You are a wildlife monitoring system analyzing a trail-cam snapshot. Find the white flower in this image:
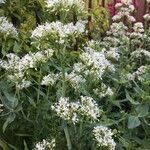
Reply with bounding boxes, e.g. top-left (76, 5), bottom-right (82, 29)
top-left (121, 0), bottom-right (132, 5)
top-left (20, 53), bottom-right (35, 69)
top-left (113, 0), bottom-right (135, 22)
top-left (51, 97), bottom-right (79, 123)
top-left (80, 47), bottom-right (115, 79)
top-left (133, 22), bottom-right (144, 33)
top-left (73, 63), bottom-right (84, 72)
top-left (4, 53), bottom-right (20, 71)
top-left (79, 96), bottom-right (100, 121)
top-left (127, 15), bottom-right (136, 22)
top-left (143, 14), bottom-right (150, 21)
top-left (129, 5), bottom-right (135, 11)
top-left (127, 66), bottom-right (149, 82)
top-left (41, 73), bottom-right (59, 86)
top-left (112, 15), bottom-right (122, 21)
top-left (0, 104), bottom-right (3, 113)
top-left (46, 0), bottom-right (59, 8)
top-left (106, 47), bottom-right (120, 60)
top-left (46, 0), bottom-right (85, 12)
top-left (0, 16), bottom-right (18, 37)
top-left (35, 139), bottom-right (55, 150)
top-left (105, 87), bottom-right (114, 96)
top-left (115, 3), bottom-right (122, 8)
top-left (0, 49), bottom-right (54, 89)
top-left (44, 49), bottom-right (54, 58)
top-left (106, 22), bottom-right (128, 37)
top-left (127, 73), bottom-right (135, 81)
top-left (147, 0), bottom-right (150, 3)
top-left (94, 85), bottom-right (114, 98)
top-left (65, 71), bottom-right (86, 89)
top-left (52, 96), bottom-right (101, 123)
top-left (131, 49), bottom-right (150, 58)
top-left (7, 72), bottom-right (24, 82)
top-left (0, 0), bottom-right (5, 4)
top-left (31, 20), bottom-right (86, 43)
top-left (93, 126), bottom-right (116, 150)
top-left (16, 78), bottom-right (31, 89)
